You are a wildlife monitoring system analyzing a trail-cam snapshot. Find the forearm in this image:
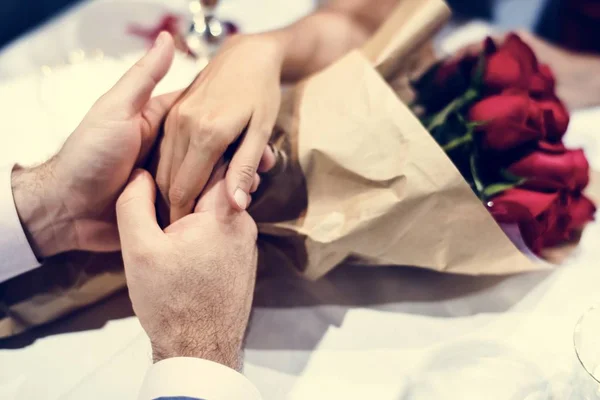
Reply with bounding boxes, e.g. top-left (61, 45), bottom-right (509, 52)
top-left (272, 9), bottom-right (371, 81)
top-left (256, 0), bottom-right (400, 82)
